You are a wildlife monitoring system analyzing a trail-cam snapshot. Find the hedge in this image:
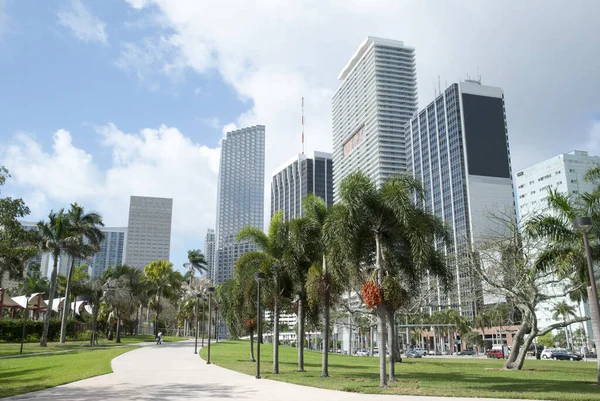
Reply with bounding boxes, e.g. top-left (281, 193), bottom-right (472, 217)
top-left (0, 319), bottom-right (76, 342)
